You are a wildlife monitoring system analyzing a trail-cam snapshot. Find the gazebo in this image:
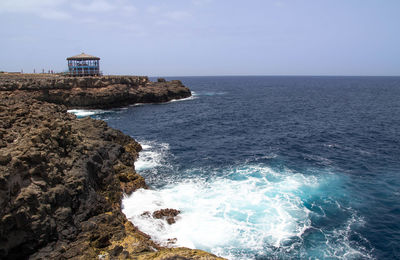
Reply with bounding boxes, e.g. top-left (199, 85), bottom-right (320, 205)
top-left (66, 53), bottom-right (100, 76)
